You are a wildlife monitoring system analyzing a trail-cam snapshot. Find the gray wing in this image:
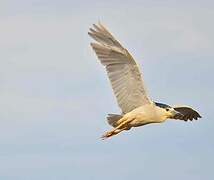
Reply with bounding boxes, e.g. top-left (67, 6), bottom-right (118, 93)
top-left (171, 105), bottom-right (202, 121)
top-left (88, 22), bottom-right (152, 114)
